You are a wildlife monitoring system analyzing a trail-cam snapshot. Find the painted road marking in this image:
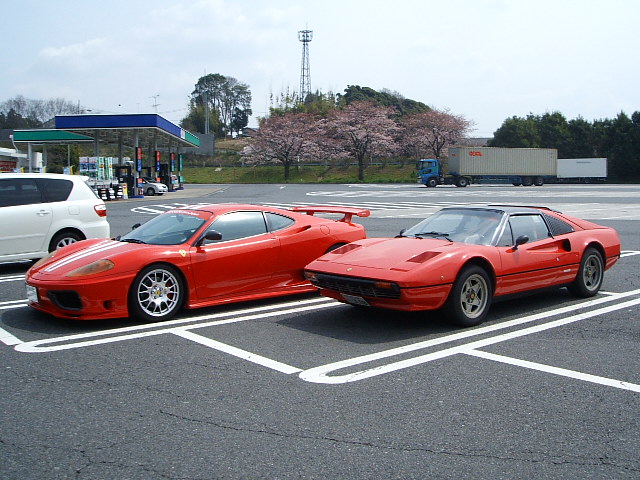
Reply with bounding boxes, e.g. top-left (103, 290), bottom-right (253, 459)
top-left (465, 350), bottom-right (640, 392)
top-left (173, 330), bottom-right (302, 375)
top-left (11, 297), bottom-right (339, 352)
top-left (299, 293), bottom-right (640, 387)
top-left (0, 274), bottom-right (25, 283)
top-left (2, 288), bottom-right (638, 393)
top-left (0, 300), bottom-right (27, 310)
top-left (130, 202), bottom-right (212, 214)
